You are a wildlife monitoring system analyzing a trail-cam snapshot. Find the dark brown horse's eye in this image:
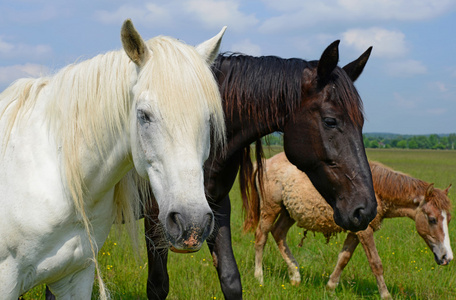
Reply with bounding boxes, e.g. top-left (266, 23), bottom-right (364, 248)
top-left (323, 117), bottom-right (337, 128)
